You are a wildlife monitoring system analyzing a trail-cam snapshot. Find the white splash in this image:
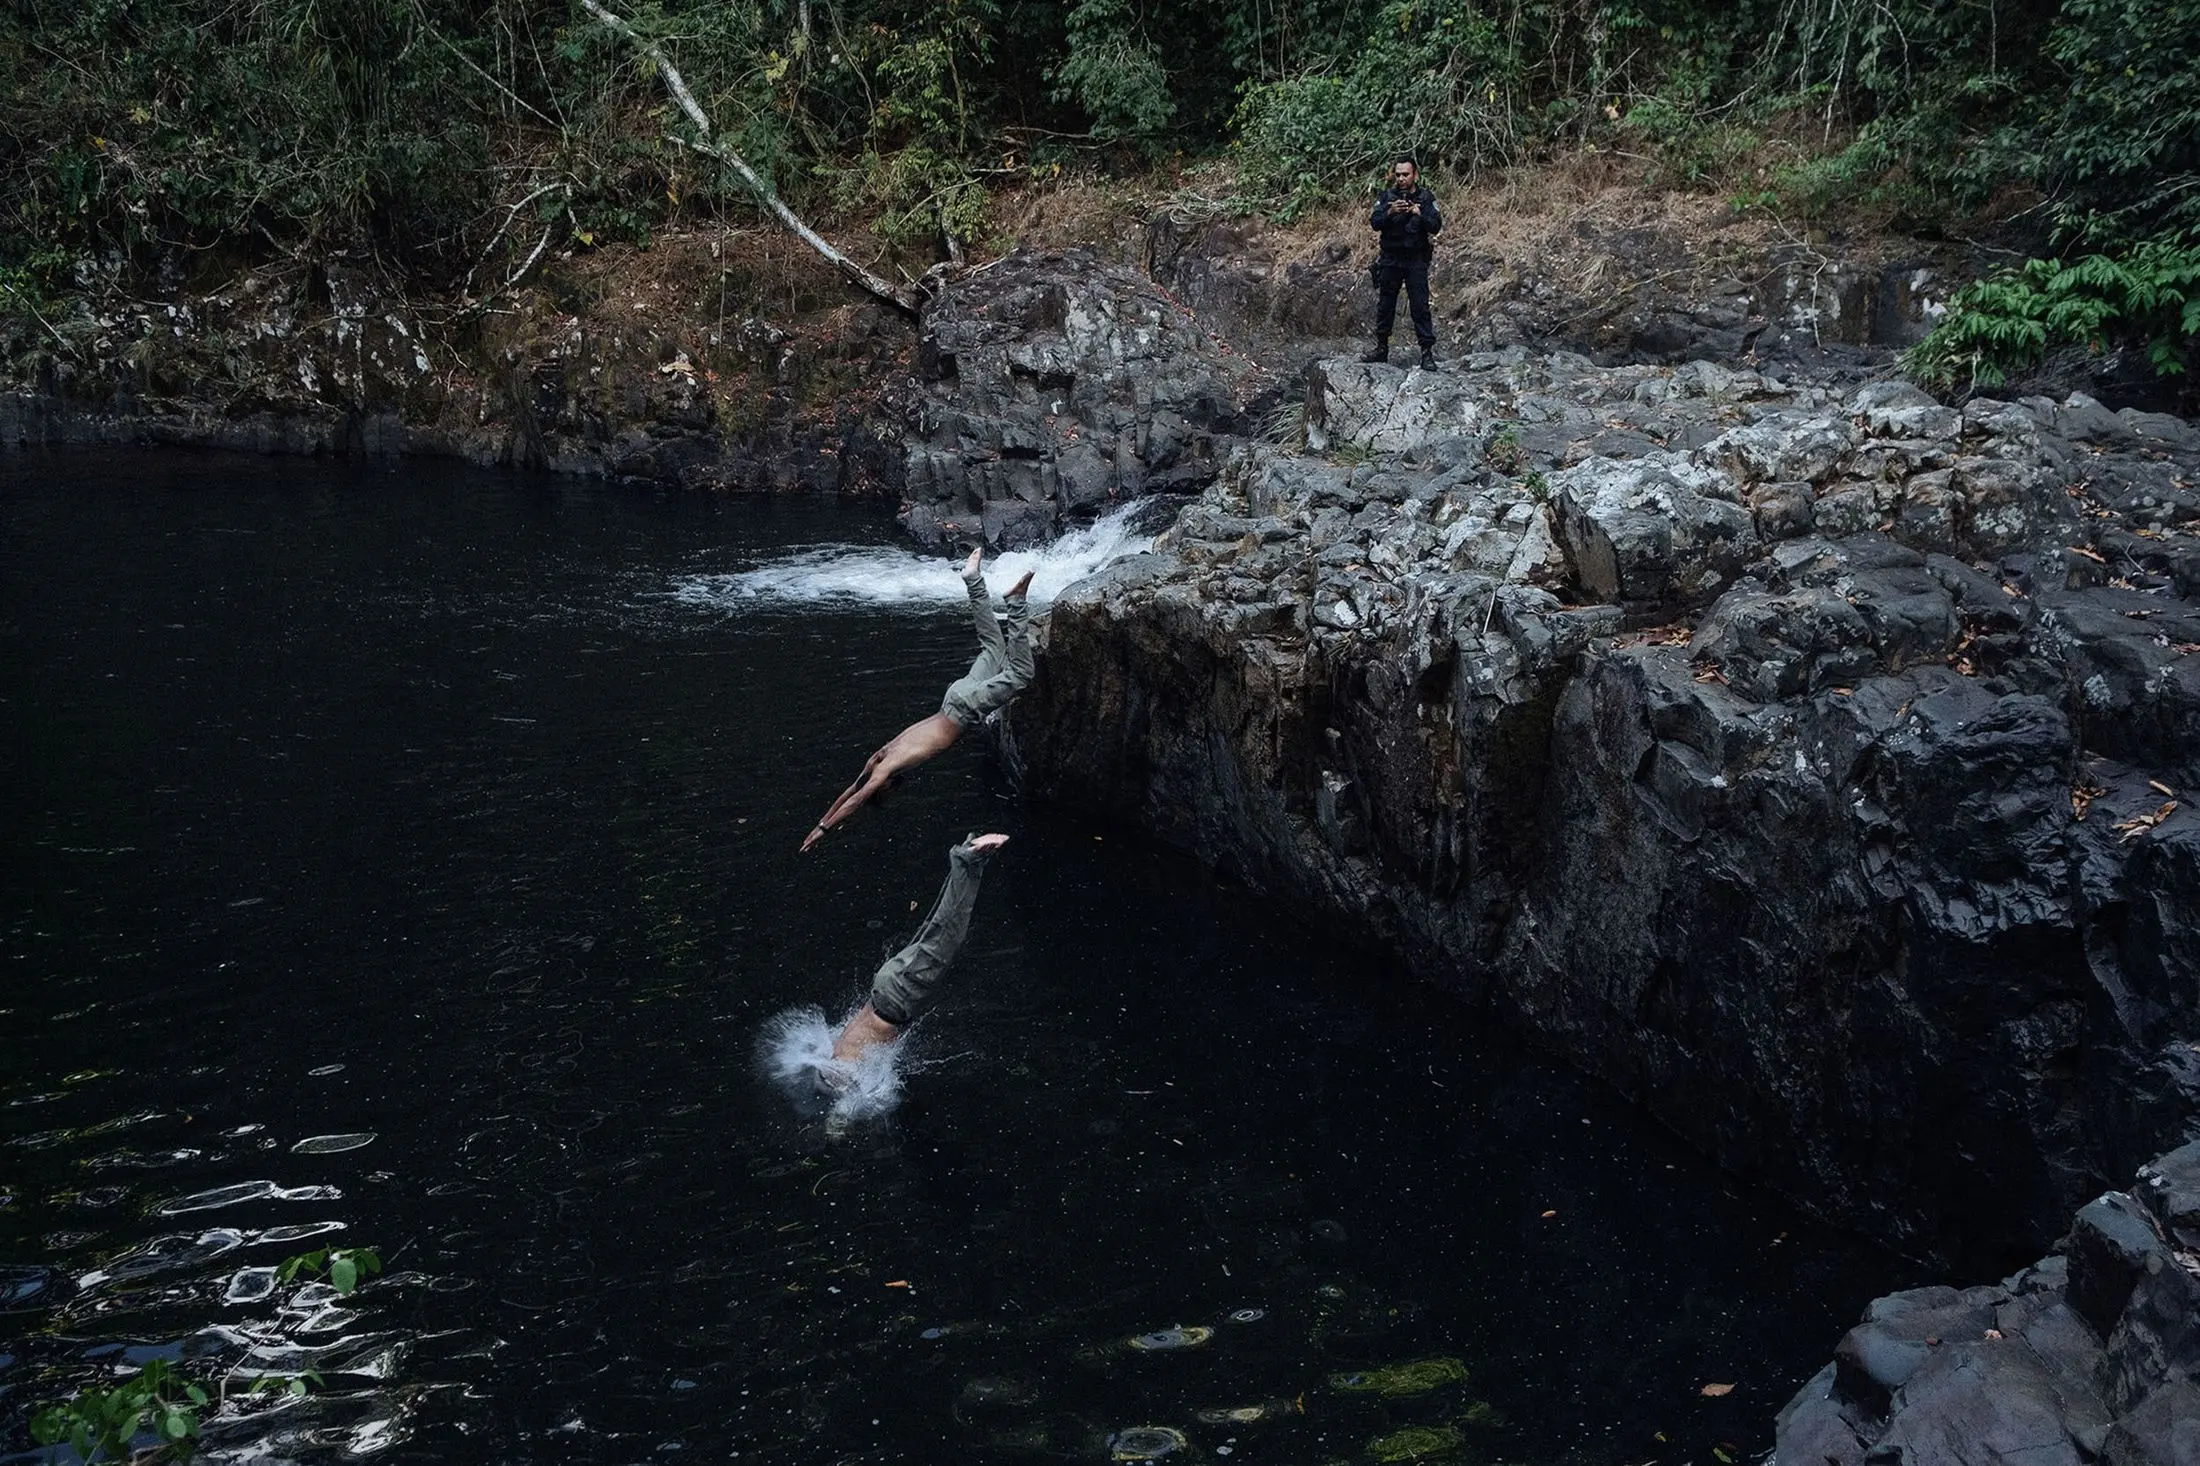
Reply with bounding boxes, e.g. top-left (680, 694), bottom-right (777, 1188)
top-left (758, 1004), bottom-right (907, 1130)
top-left (674, 502), bottom-right (1155, 612)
